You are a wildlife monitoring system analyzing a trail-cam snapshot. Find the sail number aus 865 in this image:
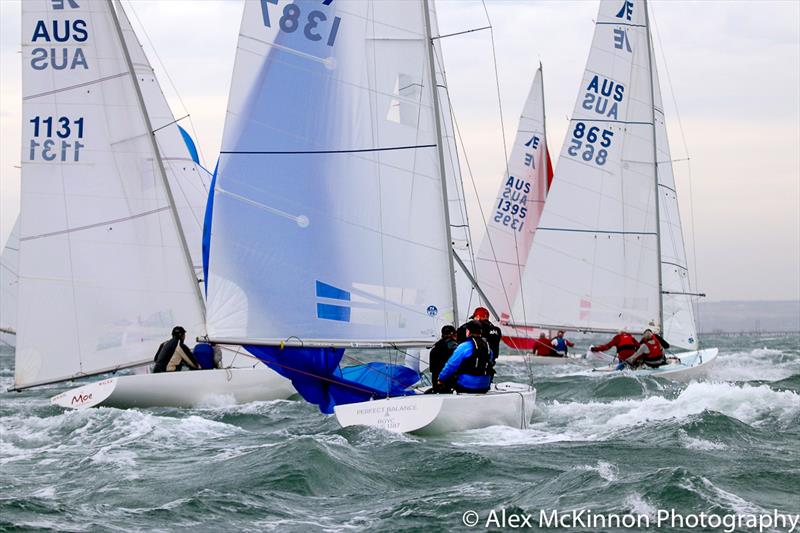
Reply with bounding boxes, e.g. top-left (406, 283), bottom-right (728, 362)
top-left (567, 122), bottom-right (613, 166)
top-left (28, 115), bottom-right (85, 162)
top-left (261, 0), bottom-right (341, 47)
